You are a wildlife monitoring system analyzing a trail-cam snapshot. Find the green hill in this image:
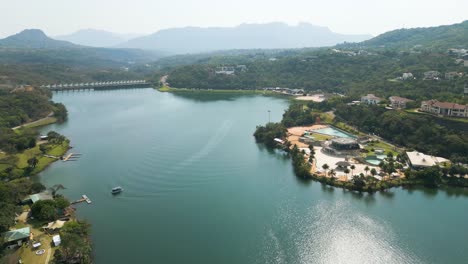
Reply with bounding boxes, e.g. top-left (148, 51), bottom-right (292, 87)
top-left (354, 20), bottom-right (468, 50)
